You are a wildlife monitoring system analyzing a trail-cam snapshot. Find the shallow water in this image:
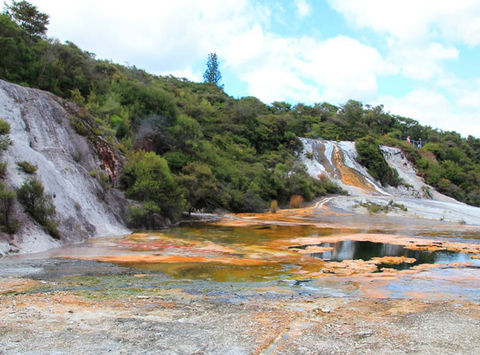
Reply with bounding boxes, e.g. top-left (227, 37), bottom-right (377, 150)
top-left (291, 240), bottom-right (474, 268)
top-left (3, 222), bottom-right (480, 300)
